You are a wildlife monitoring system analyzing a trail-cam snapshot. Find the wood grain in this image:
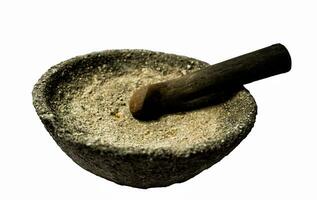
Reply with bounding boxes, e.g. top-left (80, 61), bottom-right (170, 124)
top-left (129, 44), bottom-right (291, 120)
